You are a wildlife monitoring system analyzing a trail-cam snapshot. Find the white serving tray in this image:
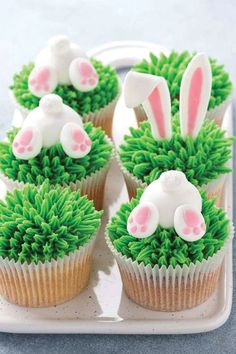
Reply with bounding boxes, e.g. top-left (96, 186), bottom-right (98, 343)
top-left (0, 42), bottom-right (233, 334)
